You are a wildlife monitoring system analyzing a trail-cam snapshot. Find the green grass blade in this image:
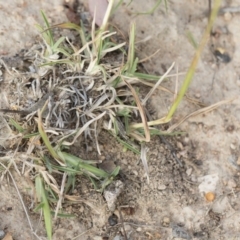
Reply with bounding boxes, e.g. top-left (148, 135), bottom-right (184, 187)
top-left (64, 174), bottom-right (76, 194)
top-left (52, 22), bottom-right (87, 53)
top-left (52, 36), bottom-right (65, 51)
top-left (35, 176), bottom-right (52, 240)
top-left (40, 10), bottom-right (54, 47)
top-left (99, 166), bottom-right (121, 192)
top-left (132, 72), bottom-right (161, 81)
top-left (34, 202), bottom-right (45, 212)
top-left (9, 118), bottom-right (25, 133)
top-left (23, 132), bottom-right (39, 139)
top-left (164, 0), bottom-right (168, 12)
top-left (37, 108), bottom-right (61, 162)
top-left (115, 135), bottom-right (140, 154)
top-left (60, 152), bottom-right (110, 178)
